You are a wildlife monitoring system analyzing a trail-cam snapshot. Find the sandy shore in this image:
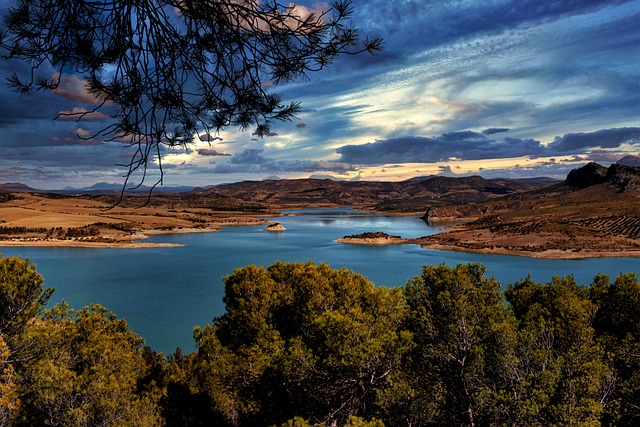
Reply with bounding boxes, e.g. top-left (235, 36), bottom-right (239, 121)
top-left (0, 191), bottom-right (279, 249)
top-left (0, 239), bottom-right (184, 248)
